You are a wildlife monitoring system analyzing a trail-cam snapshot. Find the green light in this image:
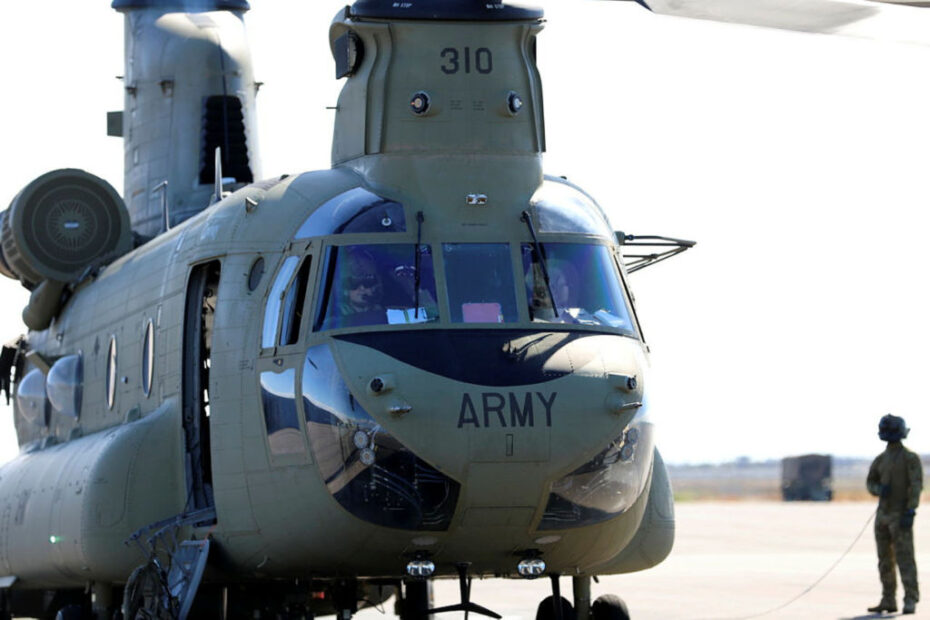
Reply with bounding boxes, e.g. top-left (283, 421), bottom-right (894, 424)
top-left (49, 535), bottom-right (61, 544)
